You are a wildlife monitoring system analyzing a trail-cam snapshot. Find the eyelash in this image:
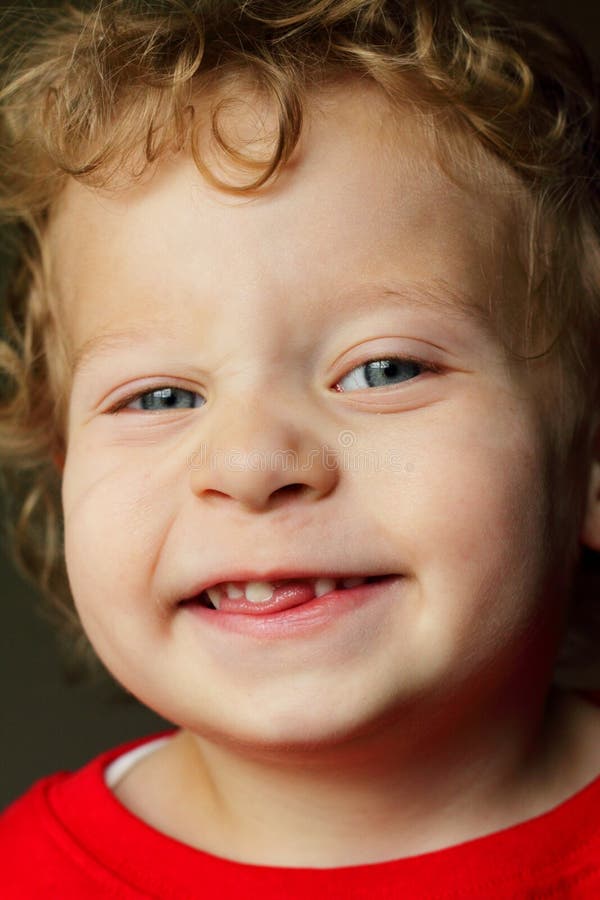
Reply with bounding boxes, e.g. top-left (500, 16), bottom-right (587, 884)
top-left (109, 354), bottom-right (442, 413)
top-left (335, 354), bottom-right (442, 393)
